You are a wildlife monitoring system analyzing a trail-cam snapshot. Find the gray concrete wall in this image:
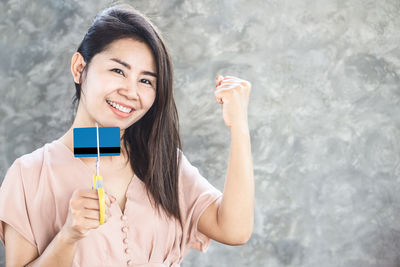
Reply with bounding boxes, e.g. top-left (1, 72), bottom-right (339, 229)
top-left (1, 0), bottom-right (400, 266)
